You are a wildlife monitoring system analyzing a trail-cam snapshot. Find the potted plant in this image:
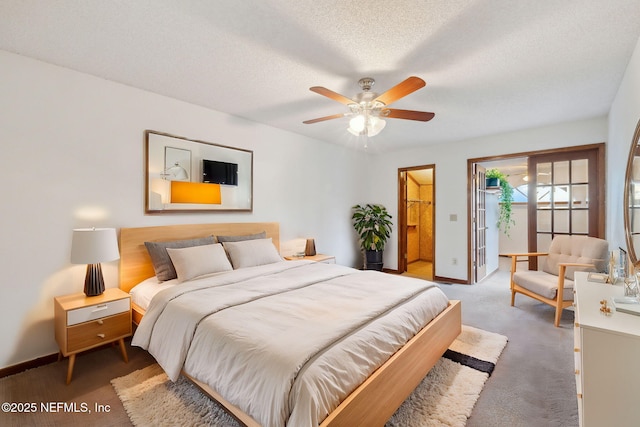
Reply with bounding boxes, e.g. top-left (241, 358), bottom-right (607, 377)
top-left (485, 168), bottom-right (515, 235)
top-left (352, 204), bottom-right (393, 270)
